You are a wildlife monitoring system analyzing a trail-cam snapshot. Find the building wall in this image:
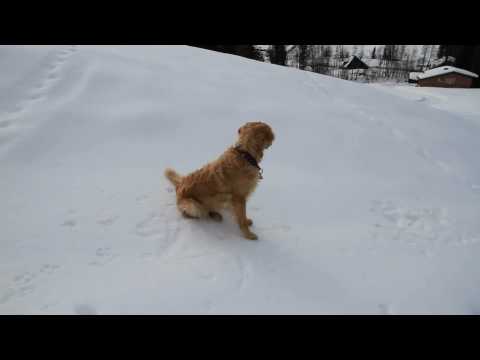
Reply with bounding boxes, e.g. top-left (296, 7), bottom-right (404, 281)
top-left (417, 73), bottom-right (473, 88)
